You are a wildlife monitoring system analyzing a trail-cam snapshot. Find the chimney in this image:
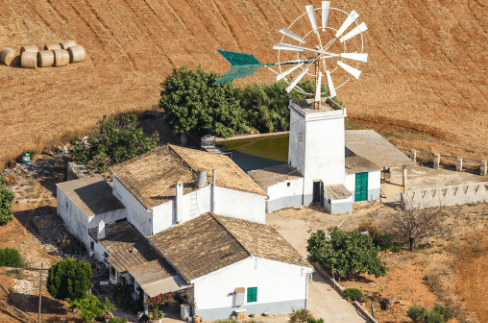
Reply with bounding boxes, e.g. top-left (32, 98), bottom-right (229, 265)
top-left (211, 169), bottom-right (216, 212)
top-left (175, 181), bottom-right (183, 223)
top-left (197, 170), bottom-right (208, 188)
top-left (97, 220), bottom-right (105, 241)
